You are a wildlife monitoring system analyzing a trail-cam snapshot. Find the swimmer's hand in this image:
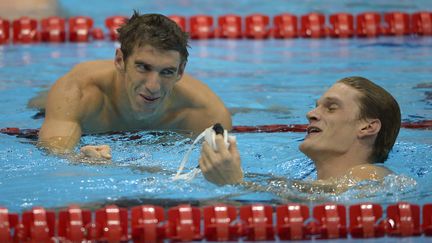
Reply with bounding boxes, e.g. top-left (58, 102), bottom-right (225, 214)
top-left (80, 145), bottom-right (112, 160)
top-left (199, 135), bottom-right (243, 185)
